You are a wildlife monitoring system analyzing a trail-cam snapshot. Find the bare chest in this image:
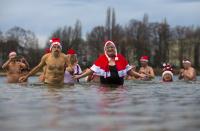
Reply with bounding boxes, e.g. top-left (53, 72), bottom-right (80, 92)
top-left (46, 57), bottom-right (66, 71)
